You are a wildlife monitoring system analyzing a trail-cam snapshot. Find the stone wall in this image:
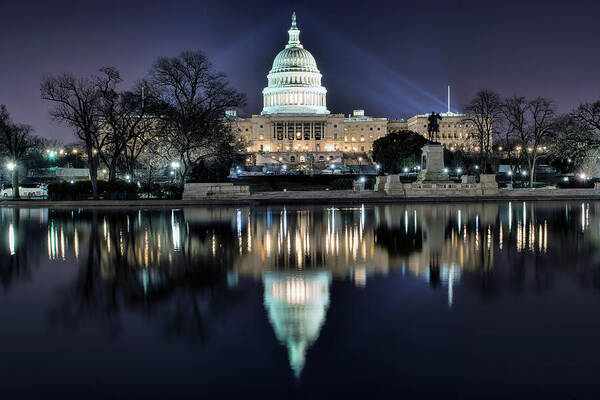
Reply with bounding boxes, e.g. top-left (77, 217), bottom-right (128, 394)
top-left (382, 174), bottom-right (499, 197)
top-left (183, 183), bottom-right (250, 200)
